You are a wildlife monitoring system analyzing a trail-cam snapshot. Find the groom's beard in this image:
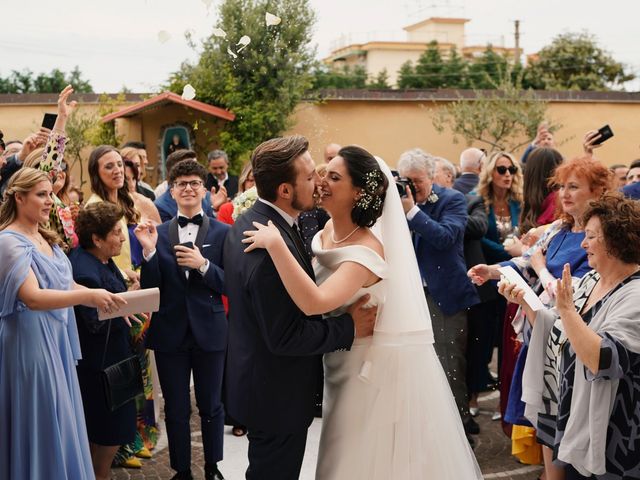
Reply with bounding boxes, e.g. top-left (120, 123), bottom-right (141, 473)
top-left (291, 189), bottom-right (315, 212)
